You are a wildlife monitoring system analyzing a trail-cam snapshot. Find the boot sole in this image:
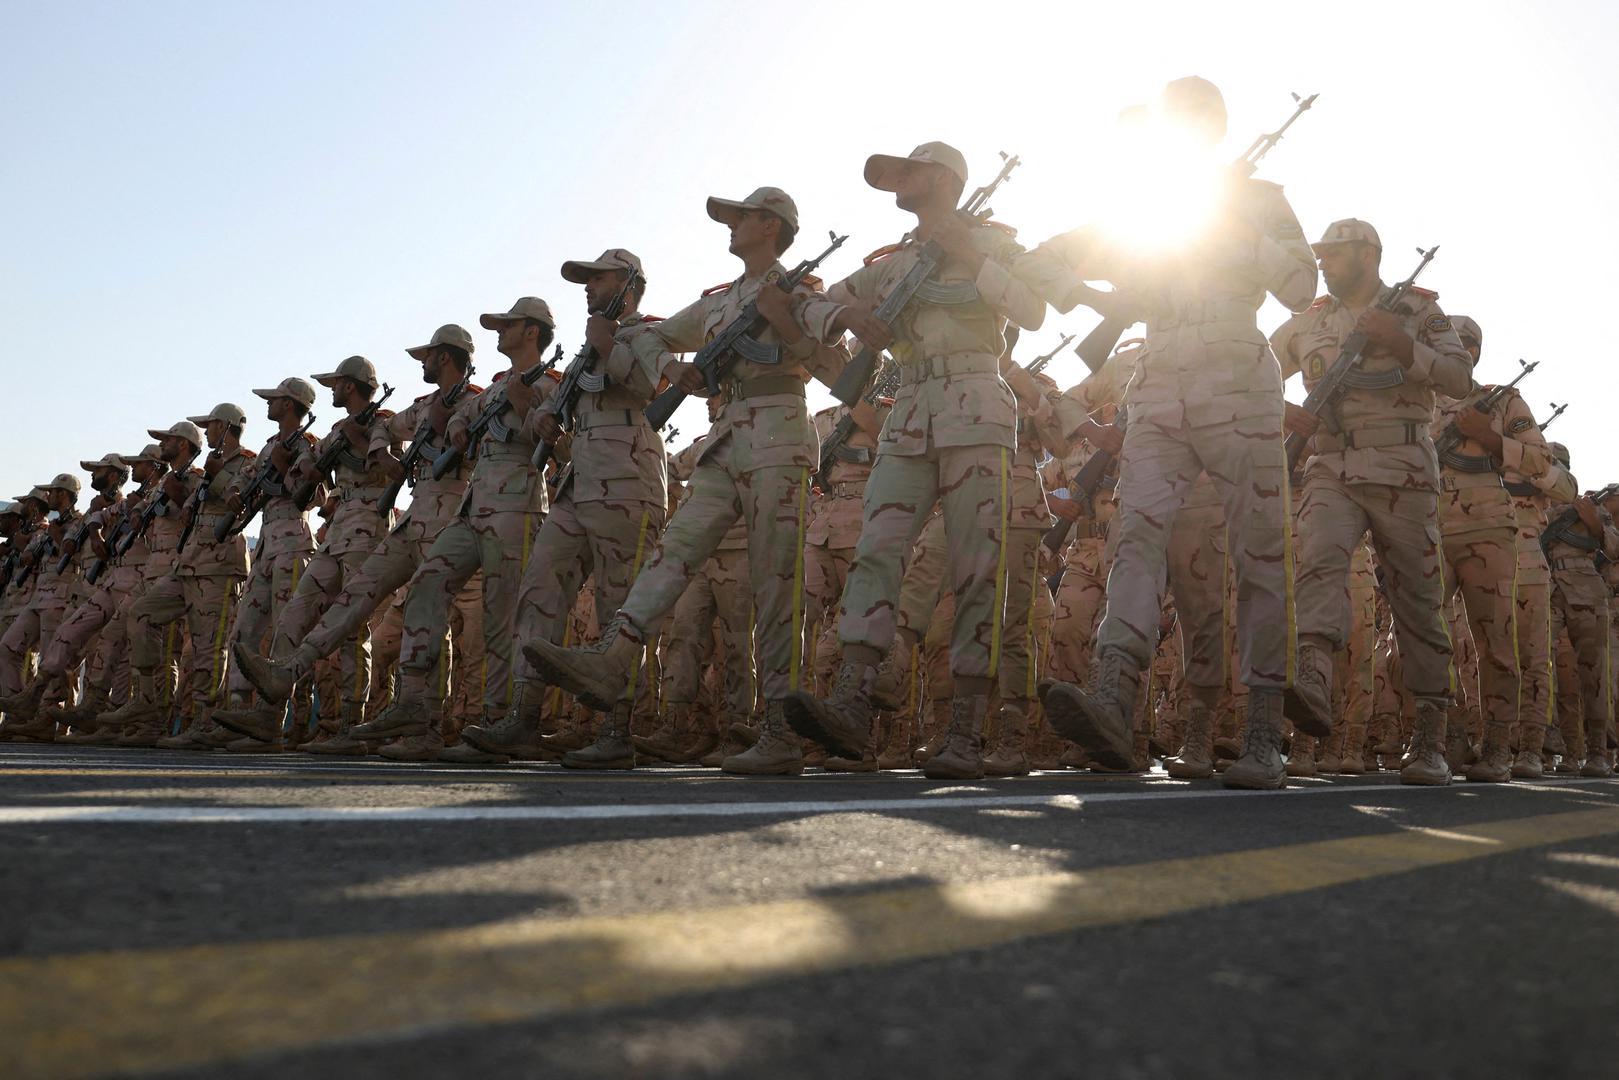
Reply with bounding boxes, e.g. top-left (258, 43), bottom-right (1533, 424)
top-left (212, 713), bottom-right (284, 741)
top-left (1222, 769), bottom-right (1286, 790)
top-left (353, 721), bottom-right (429, 741)
top-left (521, 643), bottom-right (622, 713)
top-left (561, 757), bottom-right (636, 770)
top-left (1281, 687), bottom-right (1334, 739)
top-left (781, 692), bottom-right (868, 760)
top-left (1041, 684), bottom-right (1133, 771)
